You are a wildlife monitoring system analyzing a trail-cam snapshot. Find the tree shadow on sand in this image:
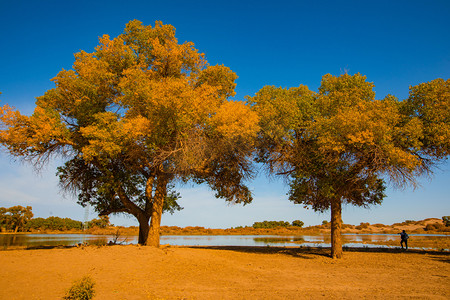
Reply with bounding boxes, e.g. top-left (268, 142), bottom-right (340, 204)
top-left (188, 245), bottom-right (450, 259)
top-left (189, 245), bottom-right (331, 259)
